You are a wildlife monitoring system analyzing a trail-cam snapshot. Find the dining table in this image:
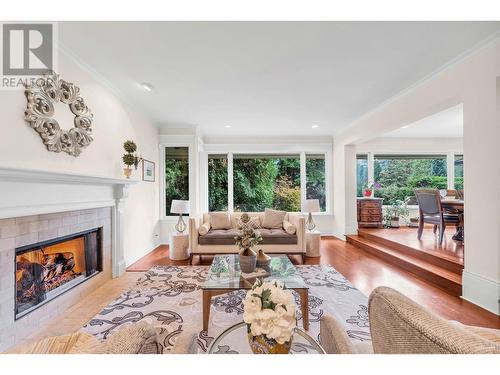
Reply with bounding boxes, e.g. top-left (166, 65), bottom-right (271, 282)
top-left (441, 198), bottom-right (464, 242)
